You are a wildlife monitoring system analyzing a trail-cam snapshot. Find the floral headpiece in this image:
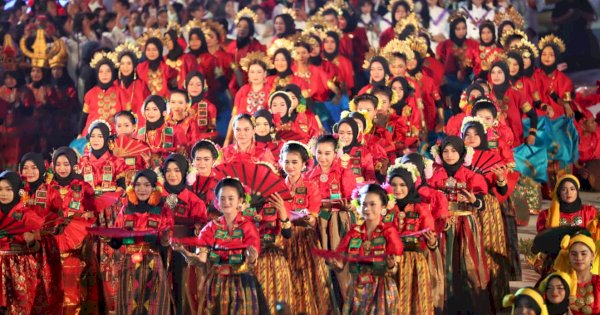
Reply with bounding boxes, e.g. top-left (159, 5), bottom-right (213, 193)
top-left (115, 42), bottom-right (142, 66)
top-left (87, 119), bottom-right (112, 135)
top-left (201, 20), bottom-right (226, 43)
top-left (407, 36), bottom-right (429, 58)
top-left (430, 143), bottom-right (474, 166)
top-left (268, 38), bottom-right (297, 59)
top-left (499, 28), bottom-right (527, 48)
top-left (514, 39), bottom-right (539, 59)
top-left (382, 38), bottom-right (416, 61)
top-left (235, 7), bottom-right (258, 25)
top-left (136, 28), bottom-right (166, 49)
top-left (460, 116), bottom-right (489, 135)
top-left (89, 51), bottom-right (118, 69)
top-left (538, 34), bottom-right (566, 54)
top-left (239, 51), bottom-right (273, 72)
top-left (393, 12), bottom-right (420, 37)
top-left (494, 5), bottom-right (524, 29)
